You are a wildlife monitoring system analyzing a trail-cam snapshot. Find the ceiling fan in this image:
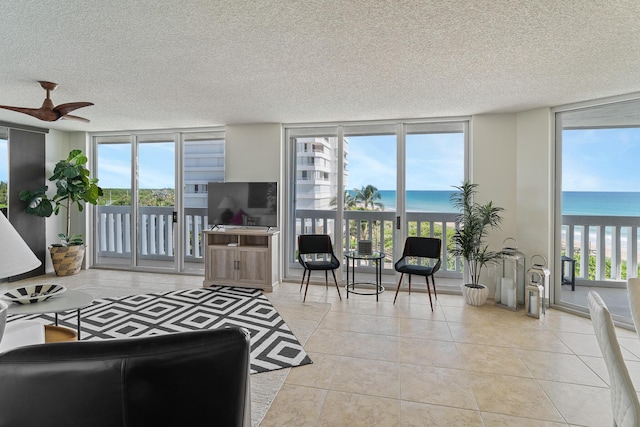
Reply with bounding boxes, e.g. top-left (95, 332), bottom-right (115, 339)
top-left (0, 81), bottom-right (93, 123)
